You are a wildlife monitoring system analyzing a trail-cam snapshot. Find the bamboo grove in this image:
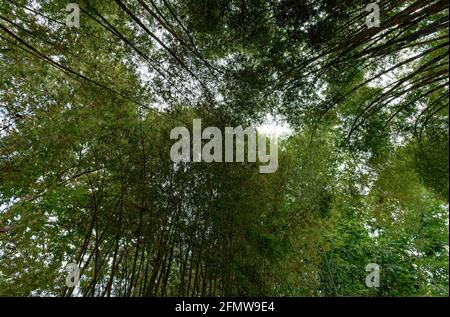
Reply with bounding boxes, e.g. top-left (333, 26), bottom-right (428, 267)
top-left (0, 0), bottom-right (448, 296)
